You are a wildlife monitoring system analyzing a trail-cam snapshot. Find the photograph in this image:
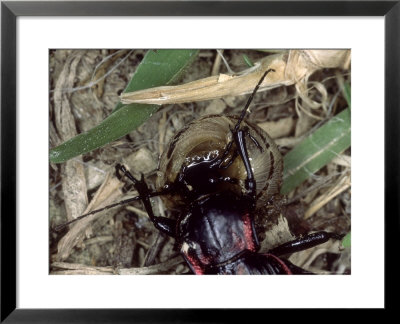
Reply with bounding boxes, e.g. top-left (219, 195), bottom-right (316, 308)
top-left (49, 49), bottom-right (351, 275)
top-left (2, 0), bottom-right (396, 319)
